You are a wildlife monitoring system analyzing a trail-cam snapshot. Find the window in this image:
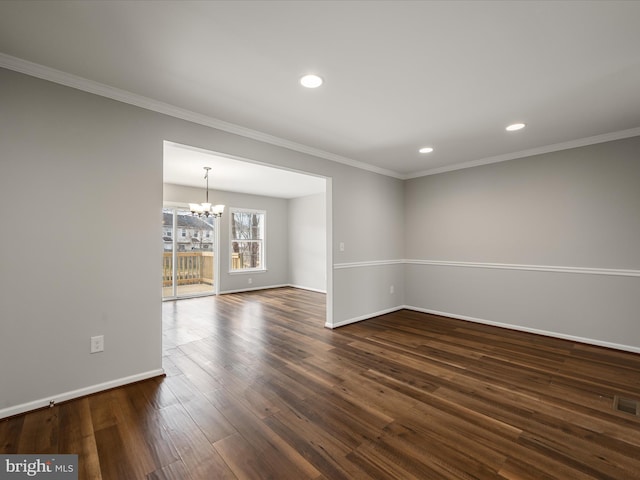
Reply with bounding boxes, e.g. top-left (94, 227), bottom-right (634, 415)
top-left (230, 208), bottom-right (265, 271)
